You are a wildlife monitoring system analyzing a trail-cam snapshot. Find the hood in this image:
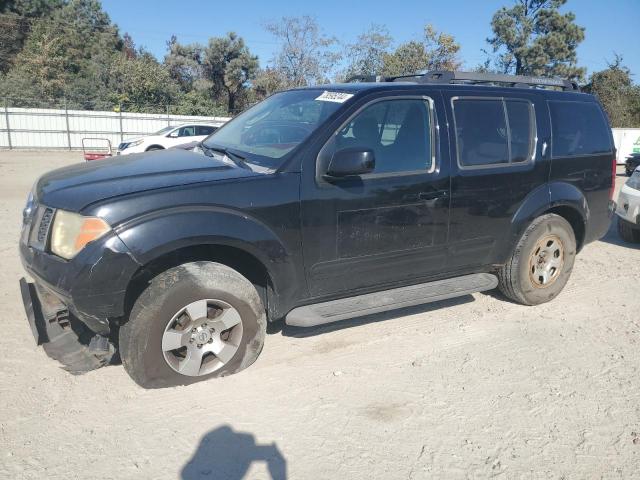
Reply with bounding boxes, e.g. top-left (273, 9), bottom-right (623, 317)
top-left (121, 136), bottom-right (145, 144)
top-left (36, 149), bottom-right (260, 211)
